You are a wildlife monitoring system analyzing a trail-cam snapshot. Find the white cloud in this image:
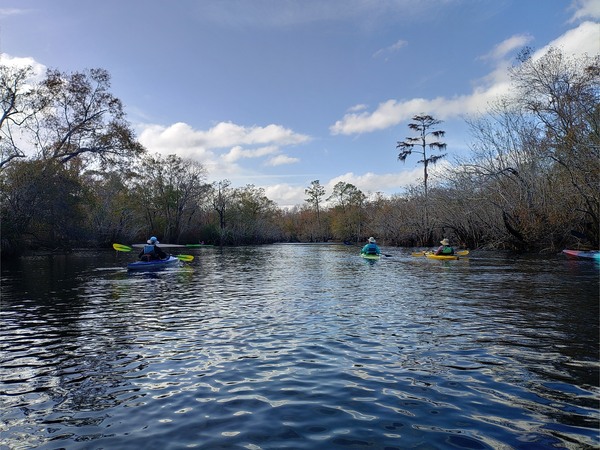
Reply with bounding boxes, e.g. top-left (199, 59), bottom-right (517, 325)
top-left (139, 121), bottom-right (309, 156)
top-left (348, 104), bottom-right (368, 113)
top-left (327, 166), bottom-right (424, 194)
top-left (221, 145), bottom-right (300, 168)
top-left (329, 94), bottom-right (496, 135)
top-left (139, 121), bottom-right (309, 151)
top-left (330, 20), bottom-right (600, 136)
top-left (539, 21), bottom-right (600, 57)
top-left (373, 39), bottom-right (408, 60)
top-left (263, 183), bottom-right (307, 208)
top-left (210, 122), bottom-right (310, 147)
top-left (138, 120), bottom-right (310, 186)
top-left (222, 145), bottom-right (280, 163)
top-left (330, 99), bottom-right (411, 135)
top-left (0, 54), bottom-right (46, 81)
top-left (258, 166), bottom-right (424, 208)
top-left (0, 8), bottom-right (30, 18)
top-left (569, 0), bottom-right (600, 22)
top-left (137, 122), bottom-right (214, 161)
top-left (266, 154), bottom-right (300, 166)
top-left (480, 34), bottom-right (533, 61)
top-left (261, 165), bottom-right (426, 208)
